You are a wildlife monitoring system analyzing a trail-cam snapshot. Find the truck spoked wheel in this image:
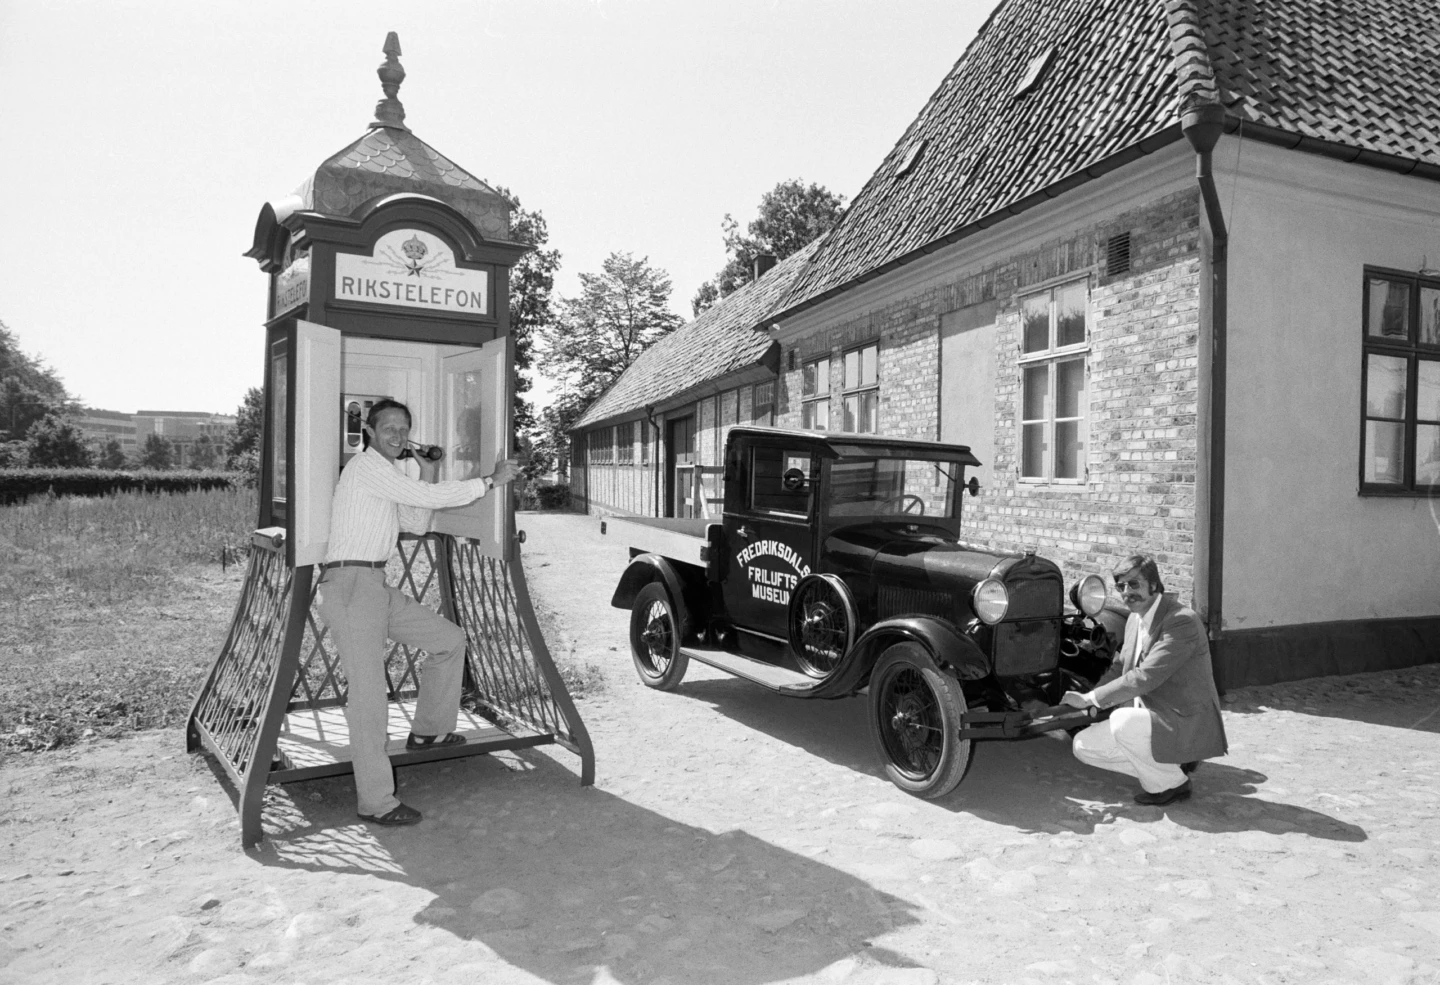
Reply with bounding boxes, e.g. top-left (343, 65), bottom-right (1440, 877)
top-left (629, 583), bottom-right (689, 690)
top-left (868, 642), bottom-right (972, 798)
top-left (788, 574), bottom-right (856, 679)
